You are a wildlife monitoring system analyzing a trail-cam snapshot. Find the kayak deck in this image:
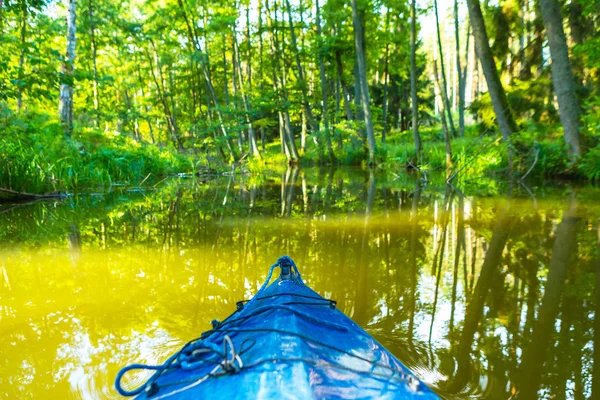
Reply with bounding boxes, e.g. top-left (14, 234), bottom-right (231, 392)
top-left (116, 256), bottom-right (439, 399)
